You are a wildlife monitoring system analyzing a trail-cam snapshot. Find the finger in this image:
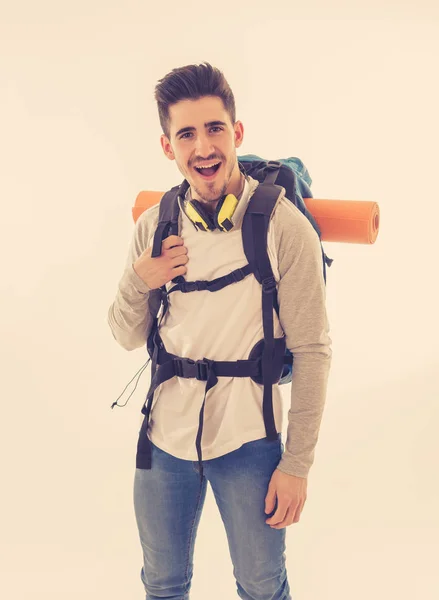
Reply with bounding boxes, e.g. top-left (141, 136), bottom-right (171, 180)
top-left (170, 245), bottom-right (188, 258)
top-left (266, 500), bottom-right (288, 525)
top-left (162, 235), bottom-right (184, 250)
top-left (293, 500), bottom-right (305, 523)
top-left (271, 505), bottom-right (296, 529)
top-left (171, 254), bottom-right (189, 267)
